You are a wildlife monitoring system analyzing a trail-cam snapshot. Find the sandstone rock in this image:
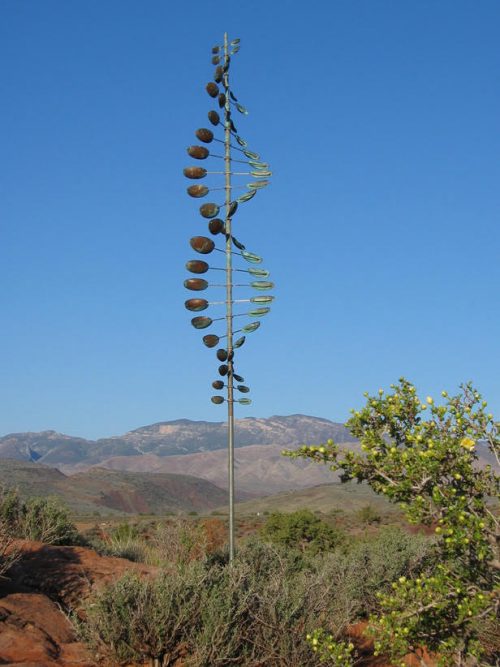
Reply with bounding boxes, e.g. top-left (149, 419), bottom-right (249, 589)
top-left (0, 541), bottom-right (157, 666)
